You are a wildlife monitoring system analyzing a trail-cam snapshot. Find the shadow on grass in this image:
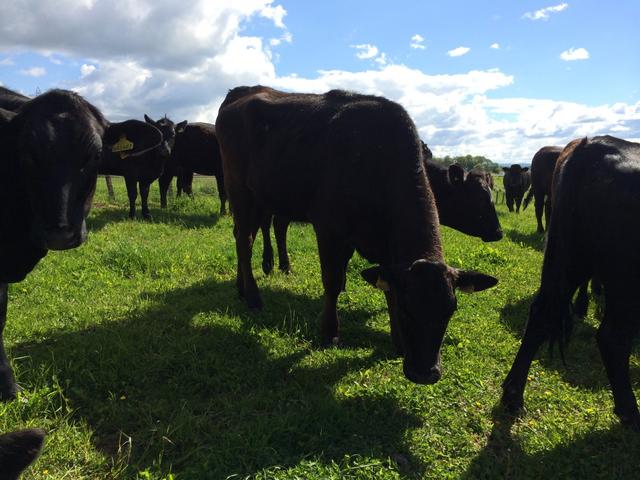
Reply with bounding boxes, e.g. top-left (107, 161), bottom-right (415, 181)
top-left (87, 205), bottom-right (220, 232)
top-left (12, 279), bottom-right (425, 478)
top-left (499, 294), bottom-right (617, 392)
top-left (505, 229), bottom-right (545, 252)
top-left (462, 406), bottom-right (640, 479)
